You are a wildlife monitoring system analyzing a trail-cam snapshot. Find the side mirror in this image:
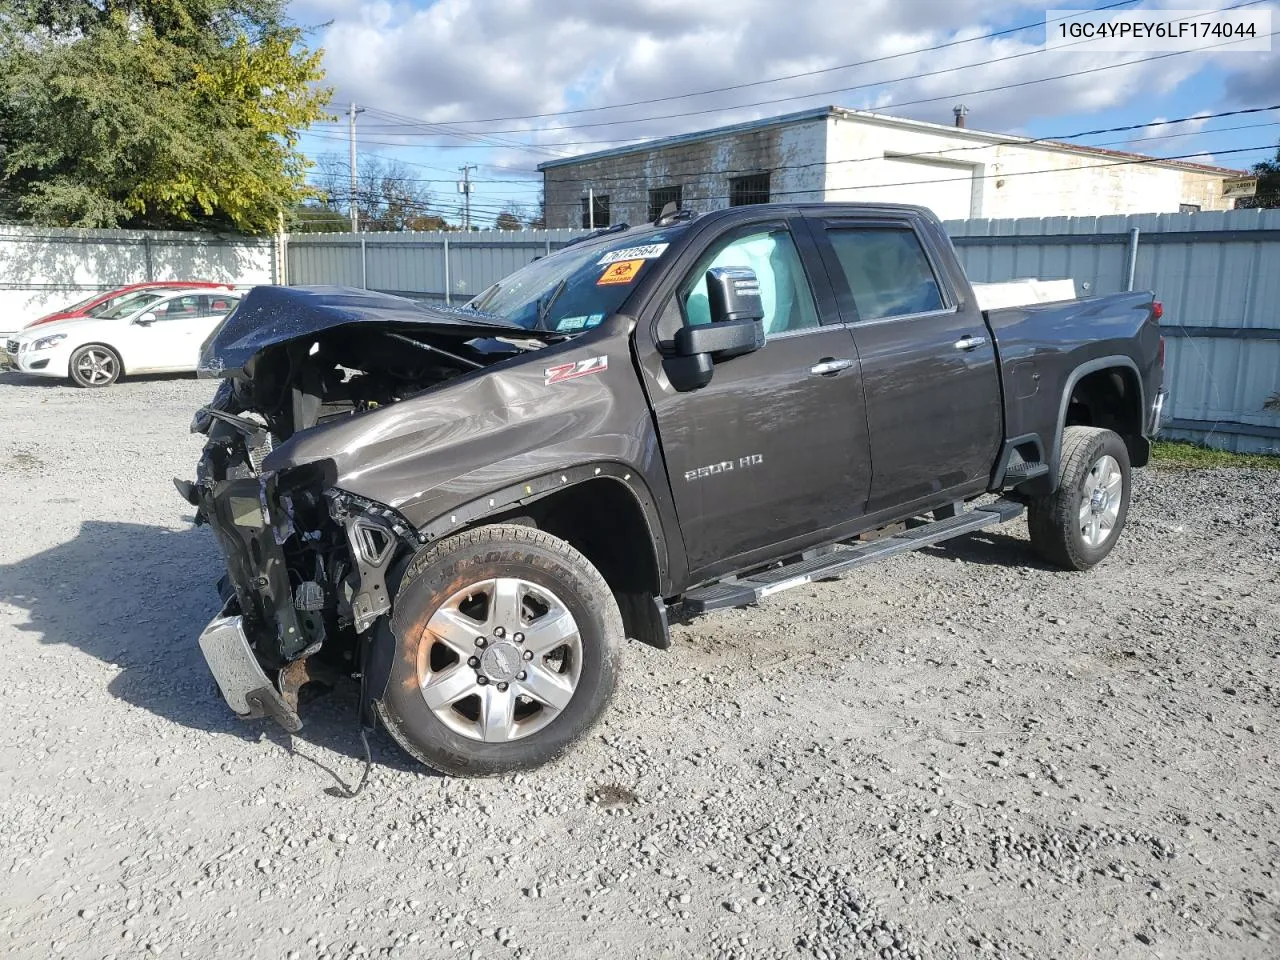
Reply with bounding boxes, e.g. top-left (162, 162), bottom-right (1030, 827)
top-left (134, 311), bottom-right (158, 326)
top-left (662, 266), bottom-right (766, 391)
top-left (706, 265), bottom-right (765, 326)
